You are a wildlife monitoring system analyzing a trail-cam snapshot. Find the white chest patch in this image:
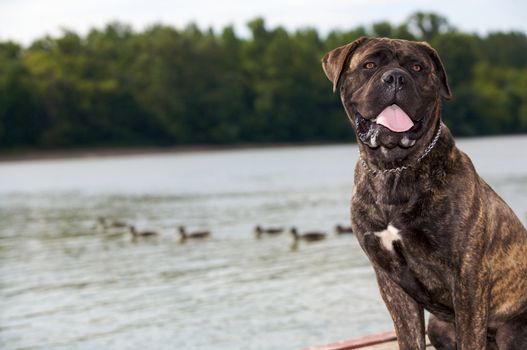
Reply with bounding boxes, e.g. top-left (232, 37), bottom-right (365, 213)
top-left (374, 224), bottom-right (402, 251)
